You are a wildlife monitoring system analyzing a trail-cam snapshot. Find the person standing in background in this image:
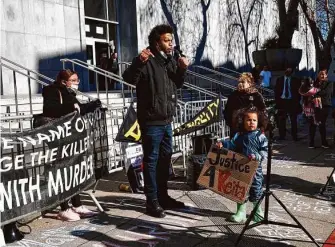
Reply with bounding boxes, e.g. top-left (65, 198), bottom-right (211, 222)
top-left (224, 73), bottom-right (266, 139)
top-left (260, 66), bottom-right (272, 88)
top-left (251, 64), bottom-right (261, 85)
top-left (98, 48), bottom-right (119, 91)
top-left (275, 68), bottom-right (302, 141)
top-left (308, 69), bottom-right (333, 148)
